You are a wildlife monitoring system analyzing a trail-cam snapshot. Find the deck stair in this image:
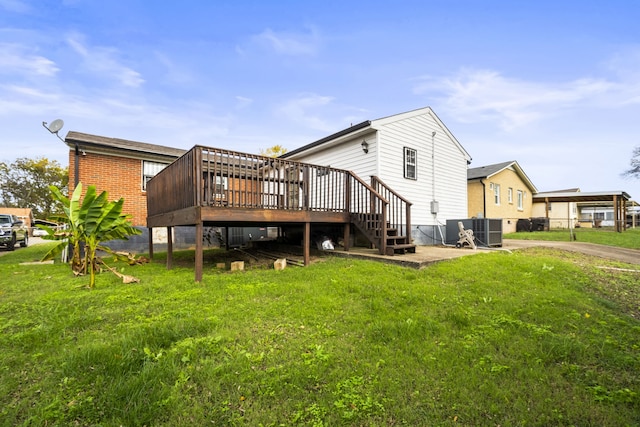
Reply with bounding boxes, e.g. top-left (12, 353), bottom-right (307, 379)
top-left (351, 213), bottom-right (416, 256)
